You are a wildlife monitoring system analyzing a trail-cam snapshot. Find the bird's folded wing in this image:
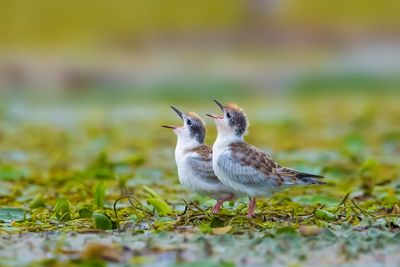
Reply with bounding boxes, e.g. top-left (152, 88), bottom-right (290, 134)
top-left (186, 156), bottom-right (220, 183)
top-left (217, 142), bottom-right (283, 186)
